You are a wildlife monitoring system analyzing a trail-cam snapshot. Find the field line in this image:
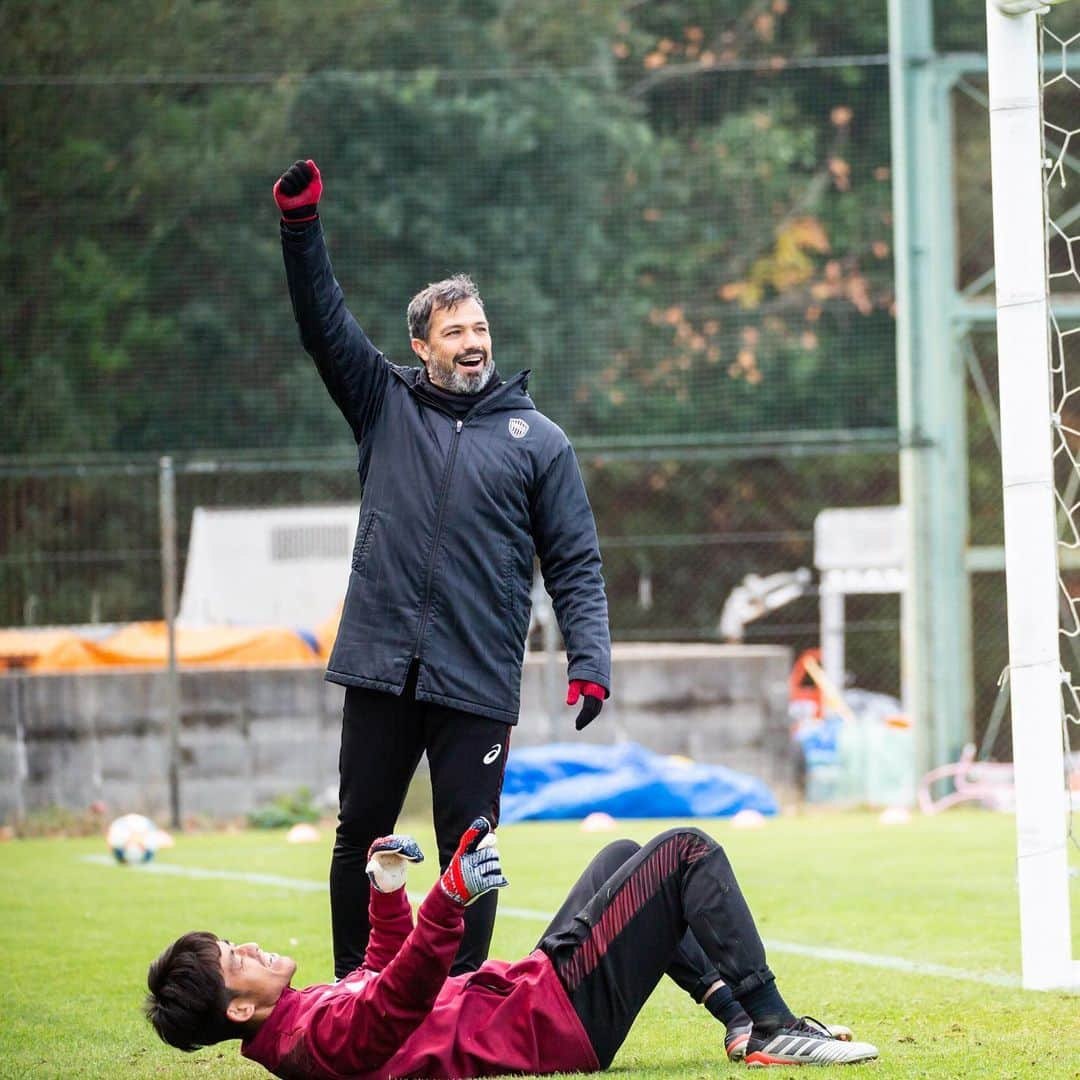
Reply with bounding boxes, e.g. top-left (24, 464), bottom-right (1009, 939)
top-left (80, 854), bottom-right (1021, 988)
top-left (760, 939), bottom-right (1020, 987)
